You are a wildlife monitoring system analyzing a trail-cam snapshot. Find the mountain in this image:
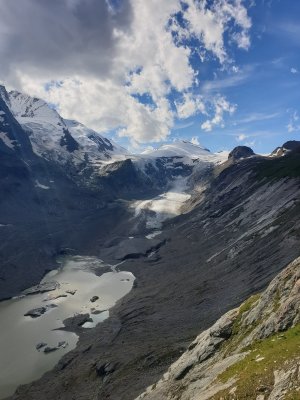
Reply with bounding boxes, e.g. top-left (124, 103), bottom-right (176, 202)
top-left (271, 140), bottom-right (300, 157)
top-left (0, 85), bottom-right (300, 399)
top-left (228, 145), bottom-right (255, 160)
top-left (0, 85), bottom-right (228, 299)
top-left (2, 86), bottom-right (226, 190)
top-left (5, 89), bottom-right (128, 166)
top-left (141, 140), bottom-right (223, 161)
top-left (9, 127), bottom-right (300, 399)
top-left (136, 256), bottom-right (300, 399)
top-left (0, 86), bottom-right (148, 299)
